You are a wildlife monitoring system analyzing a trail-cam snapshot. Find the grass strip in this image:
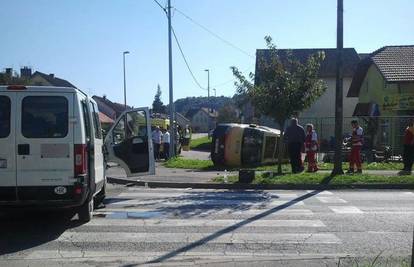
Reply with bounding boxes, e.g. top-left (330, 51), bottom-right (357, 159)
top-left (212, 172), bottom-right (414, 185)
